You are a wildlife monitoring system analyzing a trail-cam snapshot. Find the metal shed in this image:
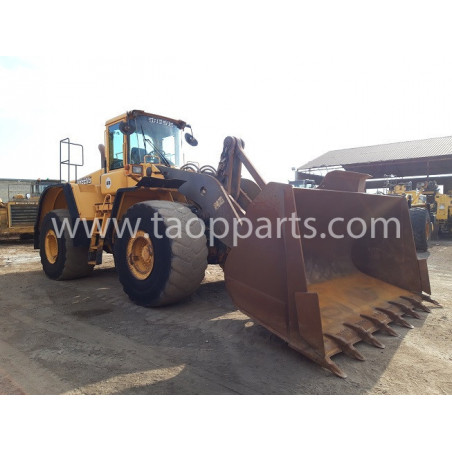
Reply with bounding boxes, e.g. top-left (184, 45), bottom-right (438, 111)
top-left (297, 136), bottom-right (452, 190)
